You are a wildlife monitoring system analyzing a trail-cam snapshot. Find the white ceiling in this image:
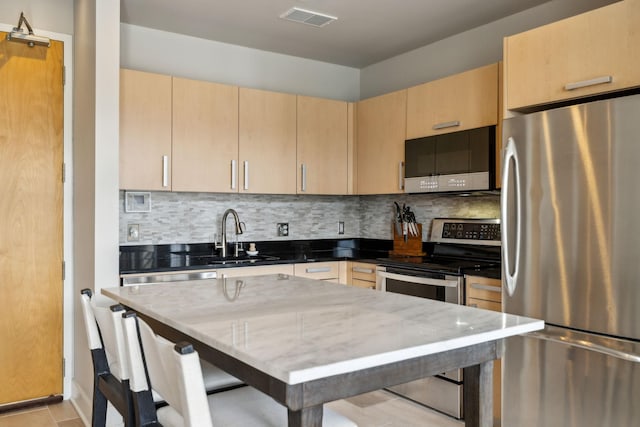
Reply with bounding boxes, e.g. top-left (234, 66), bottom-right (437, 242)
top-left (120, 0), bottom-right (551, 68)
